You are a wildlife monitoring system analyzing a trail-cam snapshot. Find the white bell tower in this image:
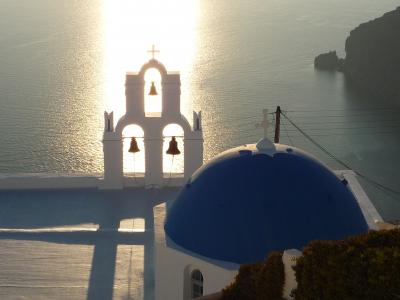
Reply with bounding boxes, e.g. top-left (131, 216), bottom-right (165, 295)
top-left (102, 55), bottom-right (203, 189)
